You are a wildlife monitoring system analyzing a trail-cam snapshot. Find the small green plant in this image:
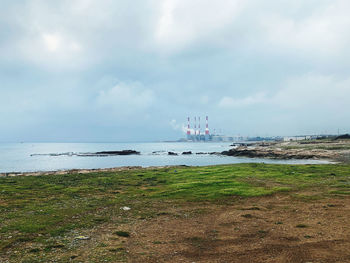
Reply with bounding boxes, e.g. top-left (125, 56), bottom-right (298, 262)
top-left (29, 248), bottom-right (40, 253)
top-left (304, 235), bottom-right (313, 238)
